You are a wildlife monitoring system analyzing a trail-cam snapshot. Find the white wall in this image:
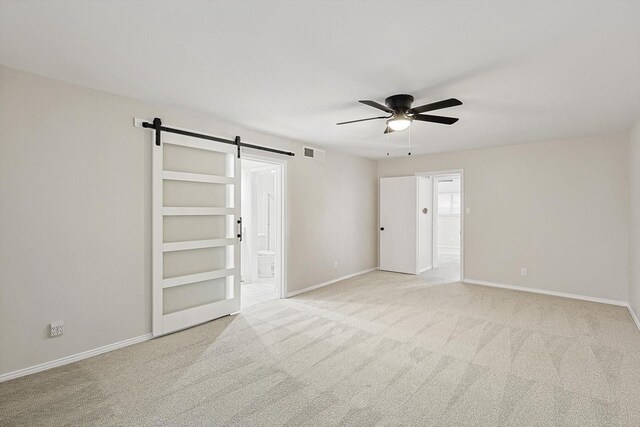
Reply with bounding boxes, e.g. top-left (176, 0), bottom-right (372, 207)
top-left (629, 119), bottom-right (640, 320)
top-left (379, 133), bottom-right (629, 302)
top-left (0, 66), bottom-right (378, 376)
top-left (418, 176), bottom-right (433, 272)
